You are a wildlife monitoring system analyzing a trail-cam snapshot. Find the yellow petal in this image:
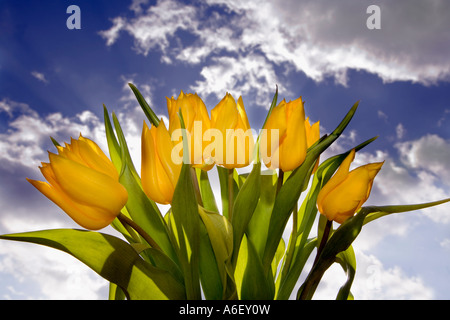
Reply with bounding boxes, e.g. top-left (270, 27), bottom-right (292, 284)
top-left (76, 136), bottom-right (119, 180)
top-left (211, 93), bottom-right (238, 135)
top-left (305, 118), bottom-right (320, 148)
top-left (261, 100), bottom-right (288, 169)
top-left (48, 152), bottom-right (128, 212)
top-left (317, 149), bottom-right (355, 216)
top-left (155, 121), bottom-right (181, 185)
top-left (141, 122), bottom-right (175, 204)
top-left (317, 151), bottom-right (384, 224)
top-left (27, 178), bottom-right (119, 230)
top-left (279, 97), bottom-right (307, 172)
top-left (236, 96), bottom-right (251, 130)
